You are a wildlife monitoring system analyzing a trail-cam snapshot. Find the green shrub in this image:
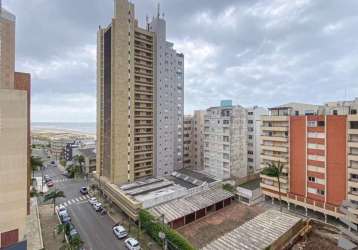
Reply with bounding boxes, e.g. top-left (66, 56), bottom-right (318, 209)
top-left (139, 210), bottom-right (196, 250)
